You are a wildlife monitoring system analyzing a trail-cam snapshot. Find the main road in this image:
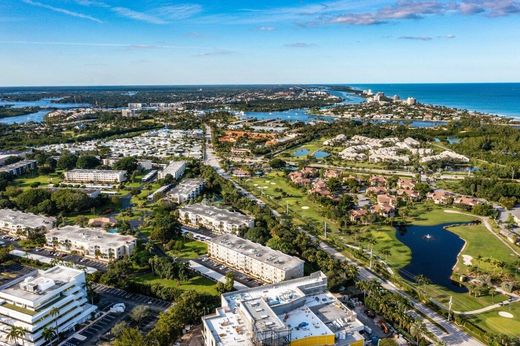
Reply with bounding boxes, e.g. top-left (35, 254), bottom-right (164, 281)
top-left (203, 123), bottom-right (483, 345)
